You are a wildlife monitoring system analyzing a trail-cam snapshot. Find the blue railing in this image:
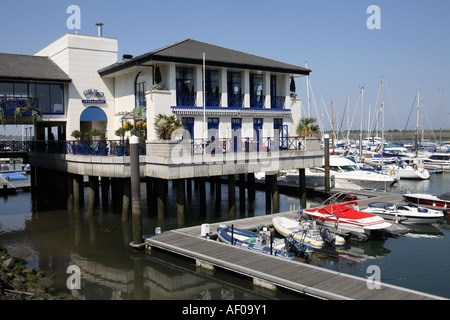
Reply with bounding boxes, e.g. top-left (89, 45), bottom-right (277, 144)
top-left (205, 93), bottom-right (221, 107)
top-left (271, 96), bottom-right (286, 109)
top-left (192, 136), bottom-right (306, 154)
top-left (0, 97), bottom-right (40, 115)
top-left (0, 140), bottom-right (31, 152)
top-left (63, 140), bottom-right (147, 156)
top-left (177, 92), bottom-right (196, 106)
top-left (228, 94), bottom-right (244, 108)
top-left (250, 95), bottom-right (265, 108)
